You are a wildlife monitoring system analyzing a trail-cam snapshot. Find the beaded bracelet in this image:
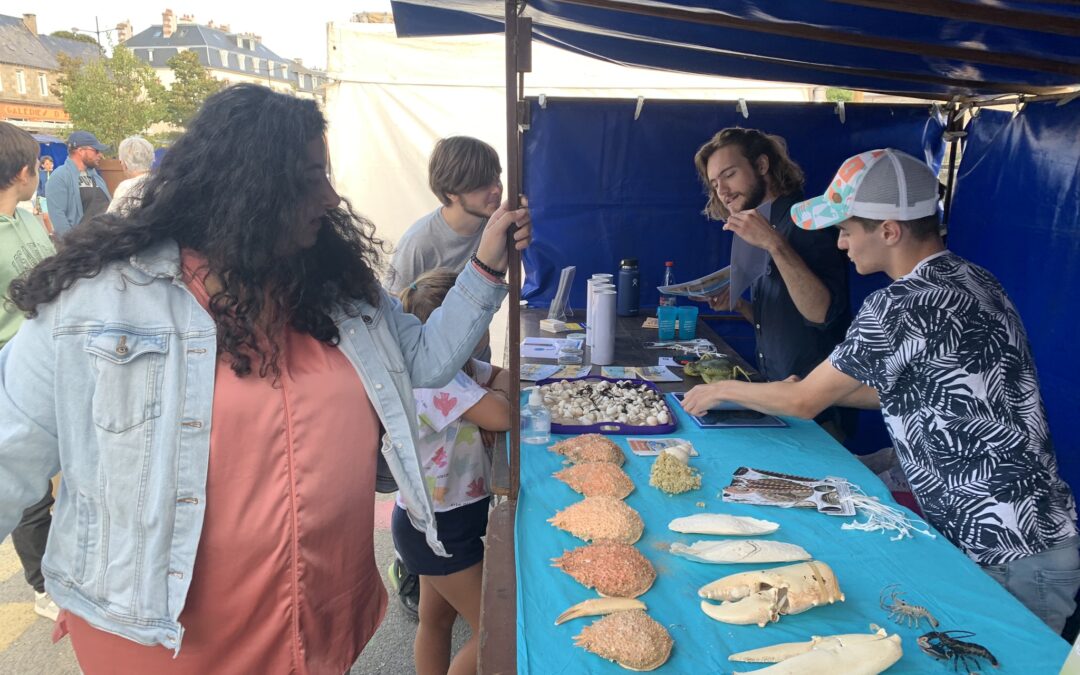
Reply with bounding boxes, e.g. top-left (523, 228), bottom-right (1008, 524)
top-left (471, 253), bottom-right (507, 279)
